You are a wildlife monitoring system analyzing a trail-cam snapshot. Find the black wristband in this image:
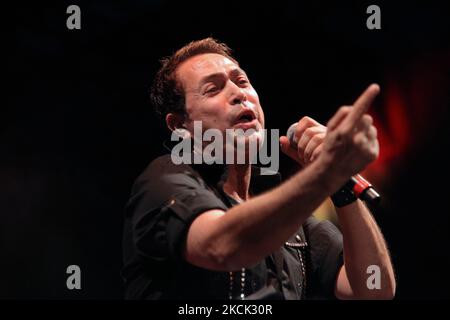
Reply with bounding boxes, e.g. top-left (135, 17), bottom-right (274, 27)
top-left (331, 180), bottom-right (358, 208)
